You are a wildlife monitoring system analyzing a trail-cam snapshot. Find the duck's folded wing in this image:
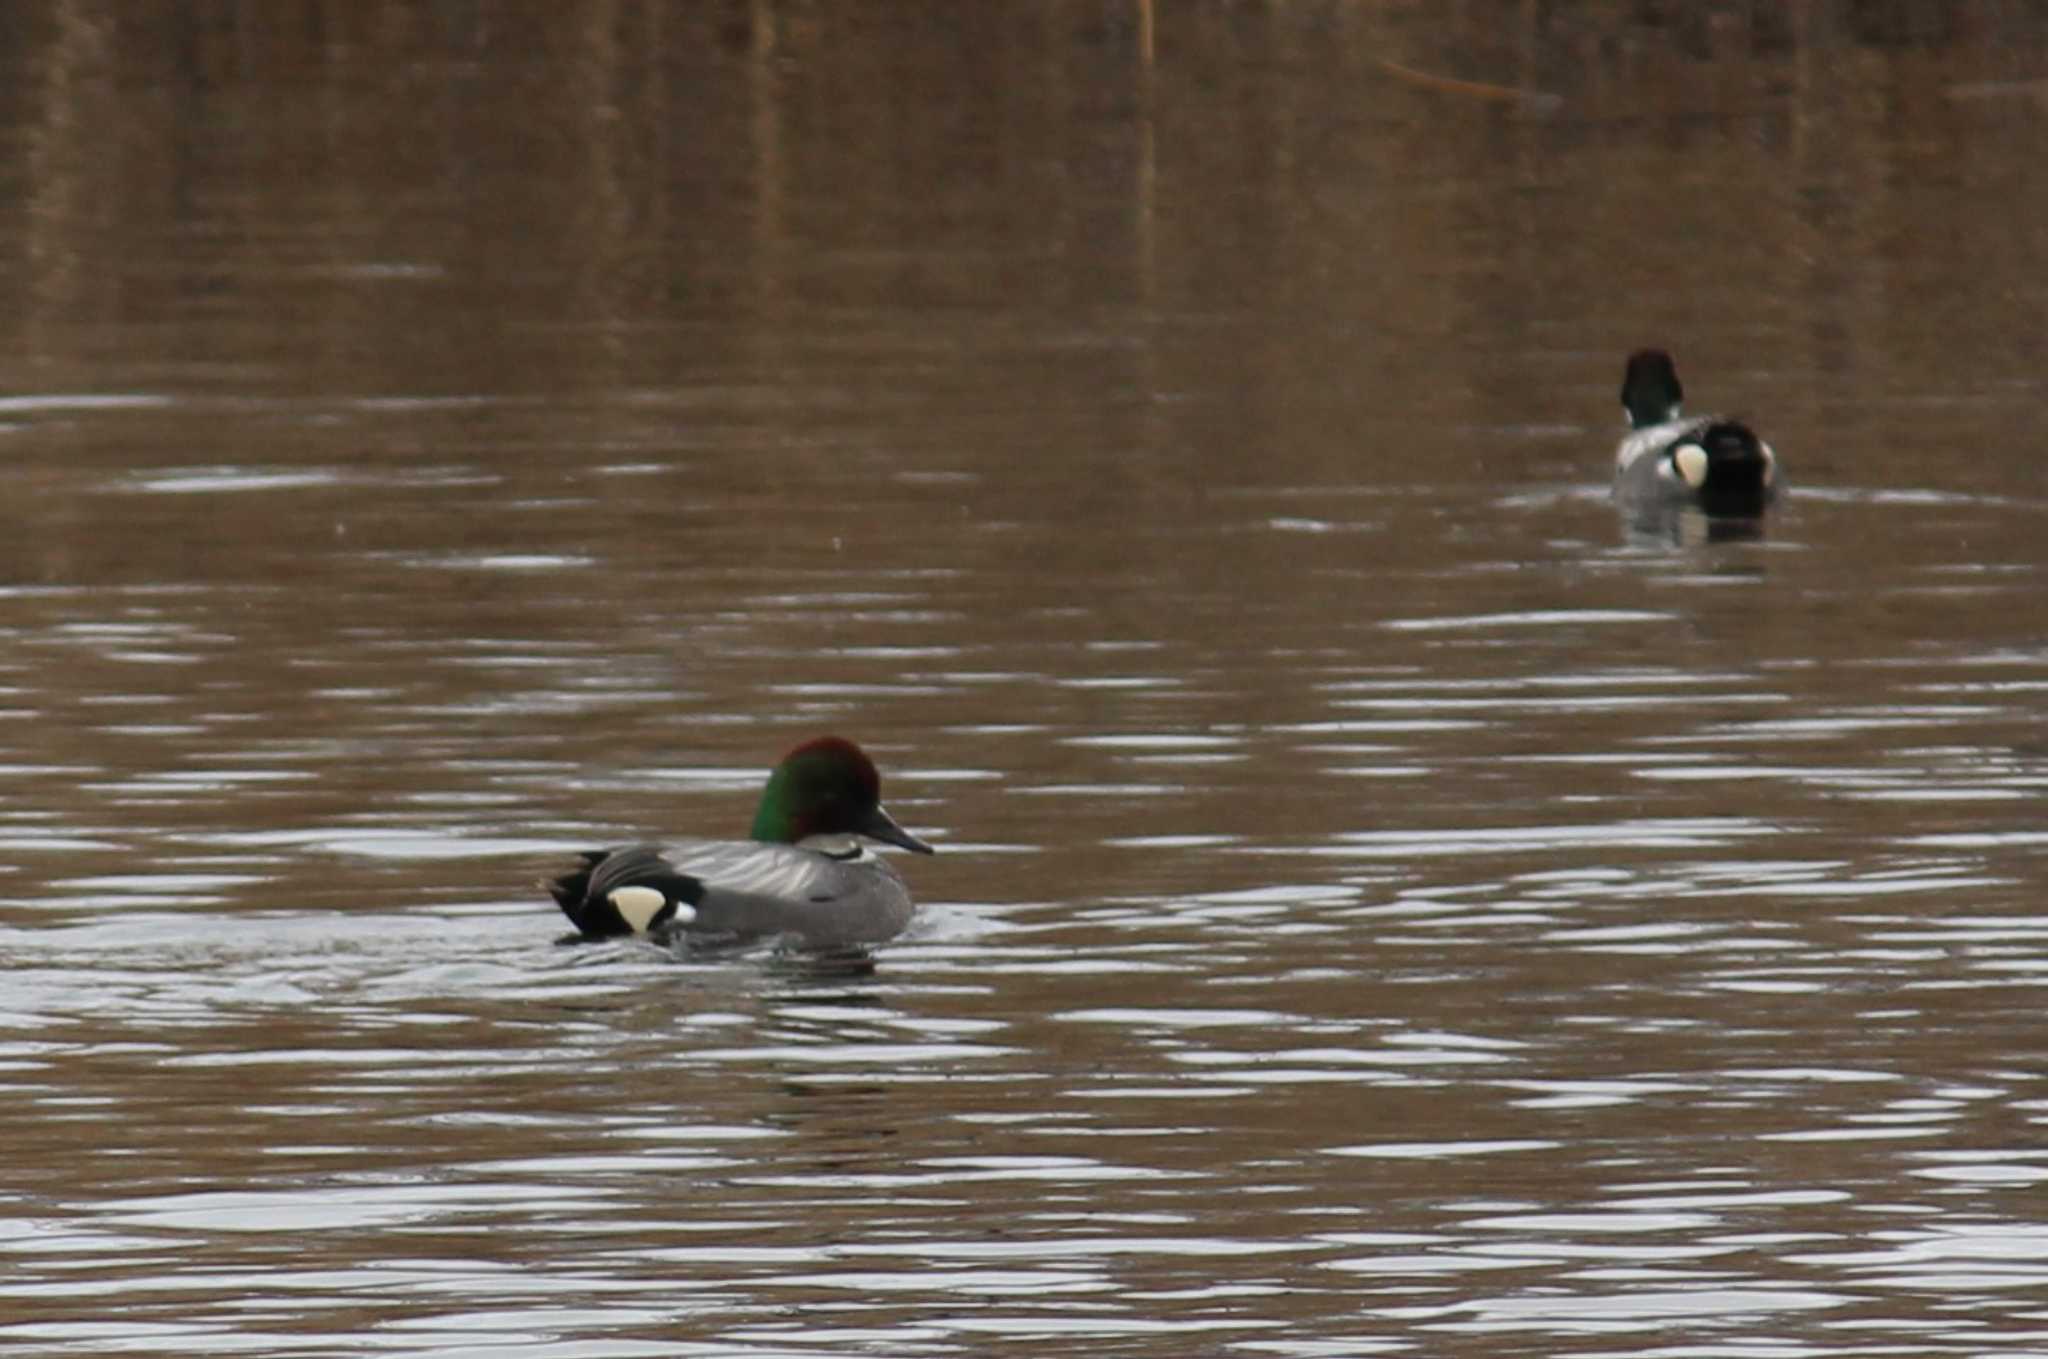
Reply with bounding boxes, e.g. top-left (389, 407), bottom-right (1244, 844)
top-left (657, 839), bottom-right (851, 899)
top-left (662, 839), bottom-right (912, 946)
top-left (1616, 415), bottom-right (1709, 477)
